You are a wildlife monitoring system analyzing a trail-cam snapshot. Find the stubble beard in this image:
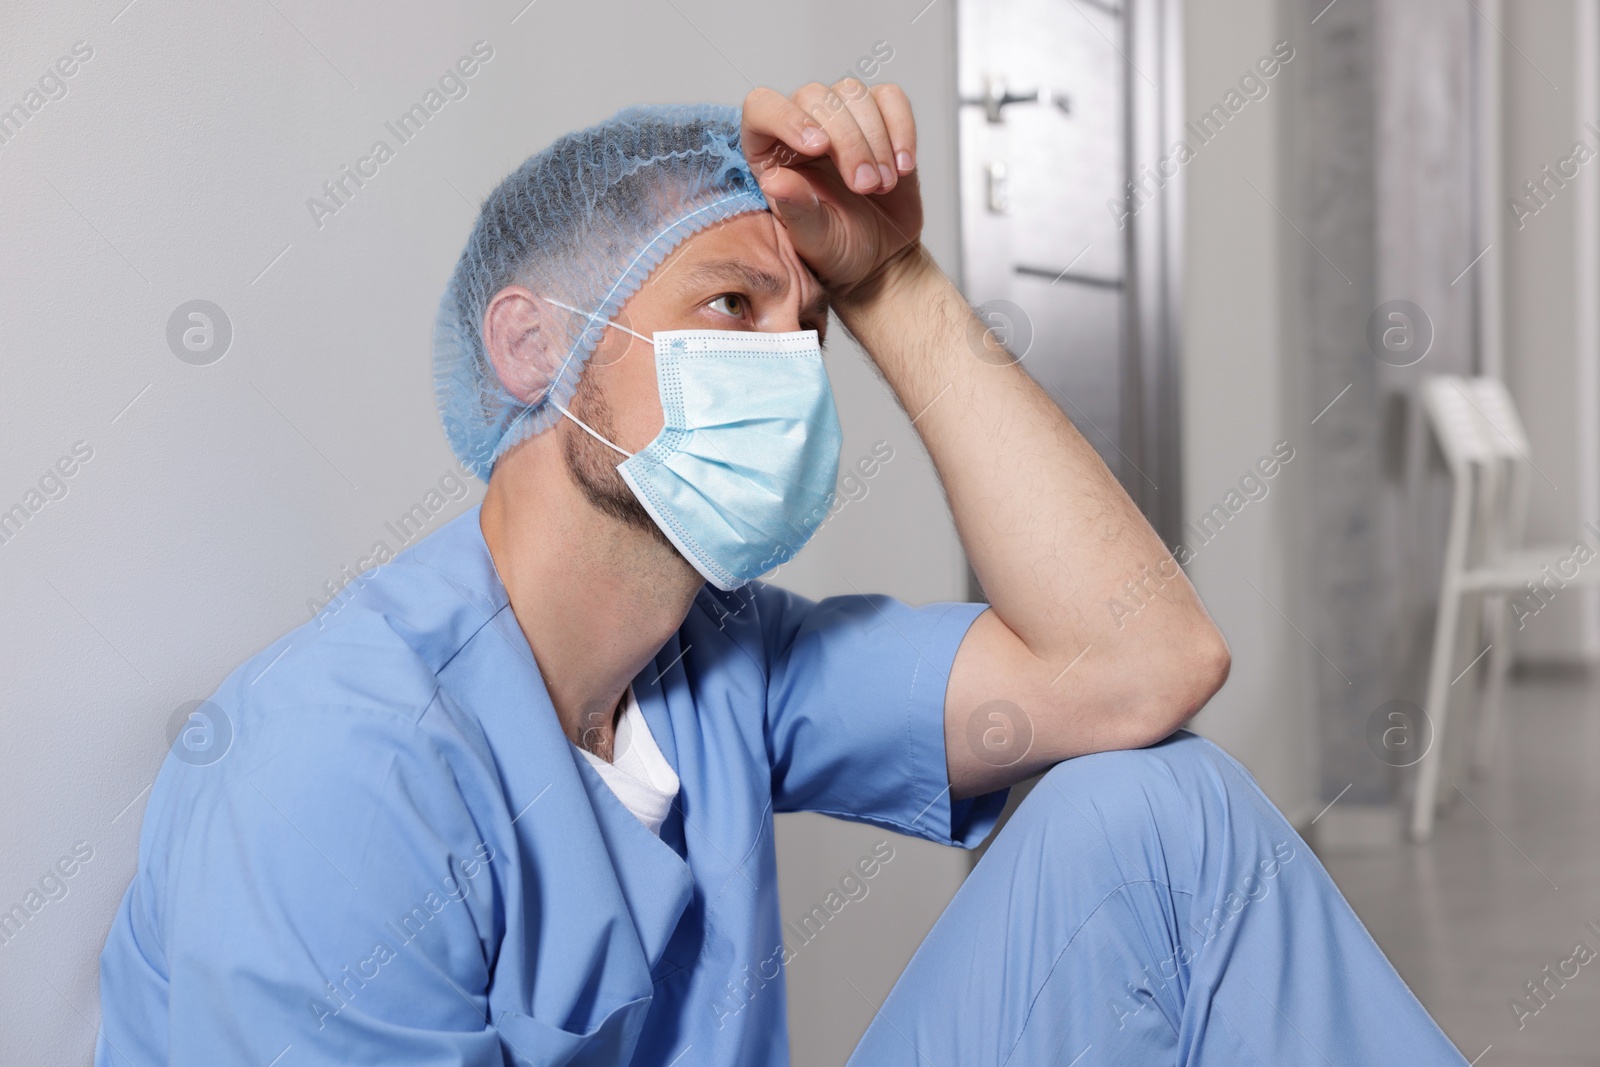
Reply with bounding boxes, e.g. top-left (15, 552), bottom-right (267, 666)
top-left (561, 377), bottom-right (679, 558)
